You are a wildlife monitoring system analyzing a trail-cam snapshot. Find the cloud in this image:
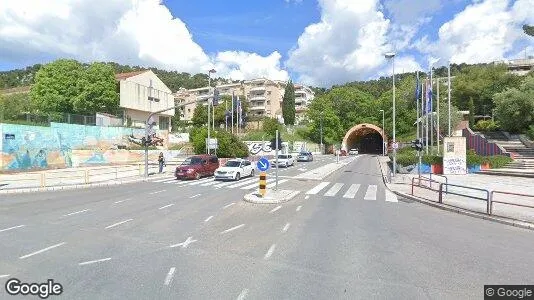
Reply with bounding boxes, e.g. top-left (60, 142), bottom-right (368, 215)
top-left (286, 0), bottom-right (421, 86)
top-left (0, 0), bottom-right (288, 82)
top-left (383, 0), bottom-right (443, 24)
top-left (416, 0), bottom-right (534, 65)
